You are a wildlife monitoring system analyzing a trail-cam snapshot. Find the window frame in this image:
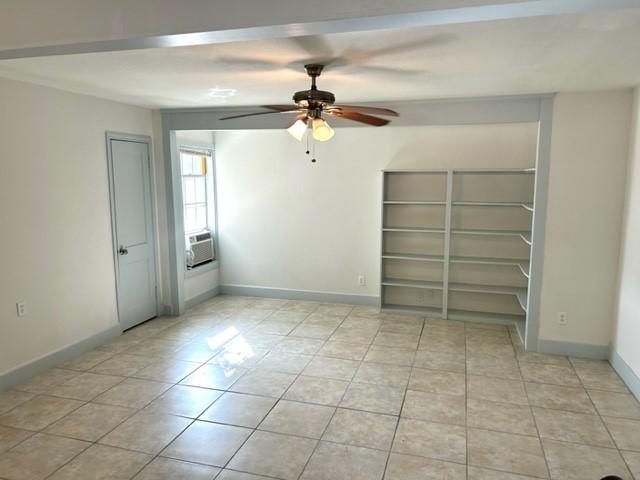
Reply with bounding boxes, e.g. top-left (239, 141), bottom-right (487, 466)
top-left (179, 146), bottom-right (214, 236)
